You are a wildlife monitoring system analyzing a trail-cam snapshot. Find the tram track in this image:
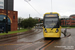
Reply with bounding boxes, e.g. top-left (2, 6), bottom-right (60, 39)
top-left (35, 40), bottom-right (54, 50)
top-left (16, 29), bottom-right (43, 41)
top-left (0, 29), bottom-right (42, 43)
top-left (39, 40), bottom-right (54, 50)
